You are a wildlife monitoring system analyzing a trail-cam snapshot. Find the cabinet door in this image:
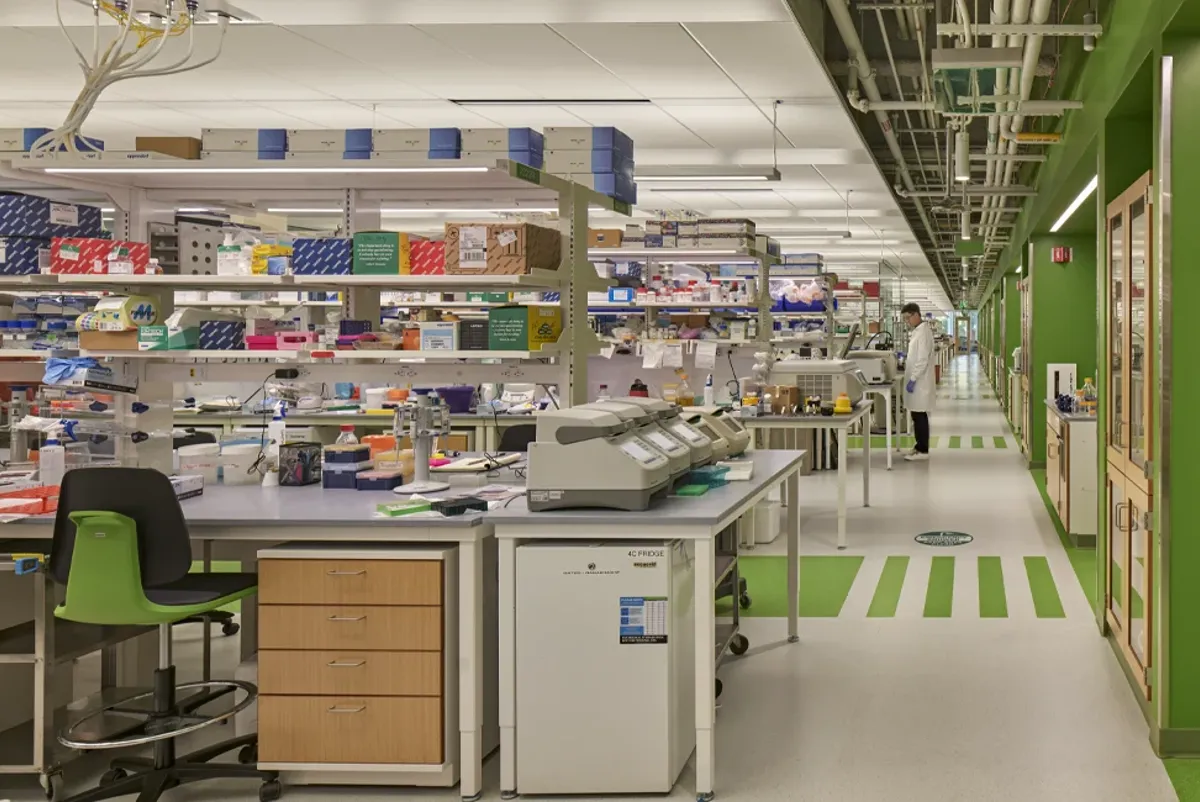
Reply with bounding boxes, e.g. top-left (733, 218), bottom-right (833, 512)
top-left (1127, 175), bottom-right (1153, 494)
top-left (1058, 427), bottom-right (1070, 526)
top-left (1106, 204), bottom-right (1127, 470)
top-left (1126, 483), bottom-right (1153, 699)
top-left (1105, 469), bottom-right (1128, 637)
top-left (1045, 424), bottom-right (1061, 508)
